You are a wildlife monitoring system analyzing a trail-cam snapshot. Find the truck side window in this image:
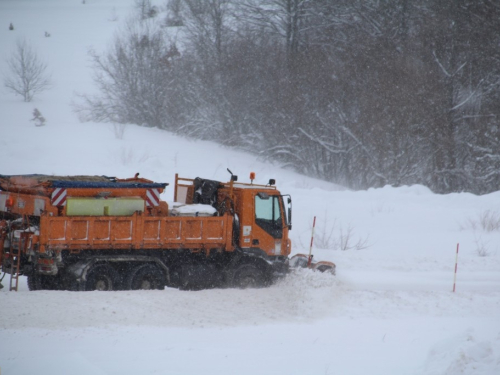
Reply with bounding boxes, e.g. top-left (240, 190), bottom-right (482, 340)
top-left (255, 195), bottom-right (282, 239)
